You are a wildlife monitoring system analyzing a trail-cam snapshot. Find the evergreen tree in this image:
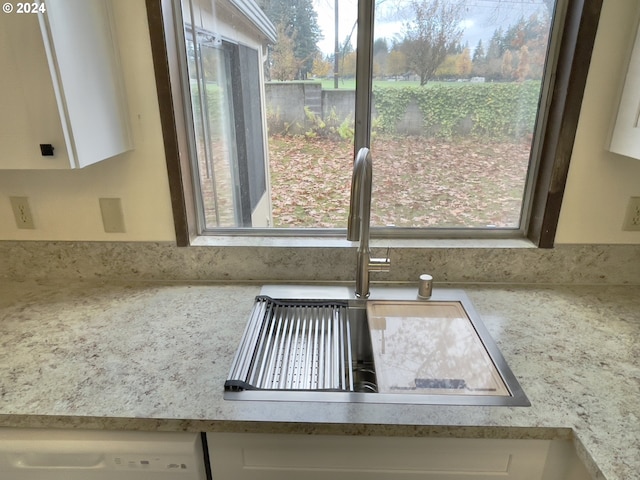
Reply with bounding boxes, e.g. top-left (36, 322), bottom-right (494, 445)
top-left (373, 38), bottom-right (389, 77)
top-left (472, 39), bottom-right (485, 63)
top-left (486, 28), bottom-right (505, 60)
top-left (373, 38), bottom-right (389, 56)
top-left (340, 35), bottom-right (354, 55)
top-left (259, 0), bottom-right (322, 79)
top-left (484, 27), bottom-right (505, 80)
